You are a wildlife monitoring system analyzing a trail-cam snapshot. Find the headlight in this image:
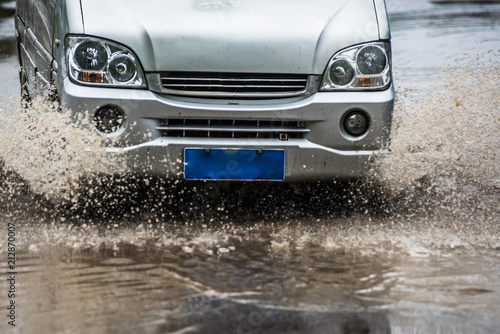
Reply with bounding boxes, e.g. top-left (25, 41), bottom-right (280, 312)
top-left (67, 36), bottom-right (145, 88)
top-left (329, 59), bottom-right (354, 86)
top-left (321, 42), bottom-right (391, 91)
